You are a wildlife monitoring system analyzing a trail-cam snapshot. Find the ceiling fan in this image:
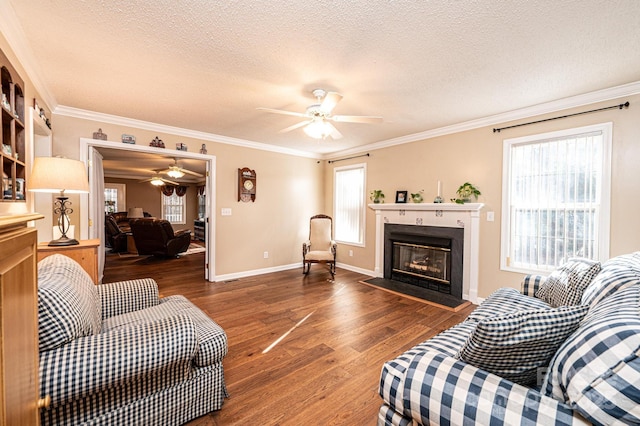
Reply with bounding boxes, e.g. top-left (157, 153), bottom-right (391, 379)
top-left (258, 89), bottom-right (383, 140)
top-left (139, 172), bottom-right (179, 186)
top-left (159, 158), bottom-right (204, 179)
